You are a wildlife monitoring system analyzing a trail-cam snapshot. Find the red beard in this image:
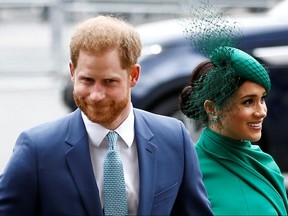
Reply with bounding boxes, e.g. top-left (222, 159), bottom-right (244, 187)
top-left (73, 93), bottom-right (129, 125)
